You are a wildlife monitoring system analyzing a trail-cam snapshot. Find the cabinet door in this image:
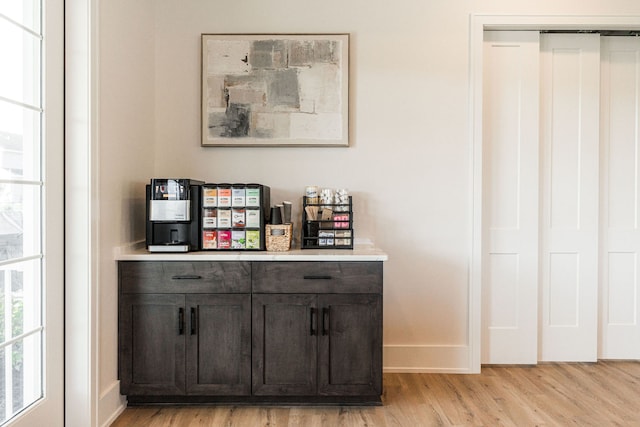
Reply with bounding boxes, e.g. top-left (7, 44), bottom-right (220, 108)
top-left (252, 294), bottom-right (317, 395)
top-left (186, 294), bottom-right (251, 395)
top-left (119, 294), bottom-right (186, 395)
top-left (318, 294), bottom-right (382, 396)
